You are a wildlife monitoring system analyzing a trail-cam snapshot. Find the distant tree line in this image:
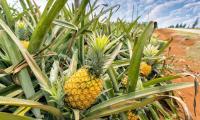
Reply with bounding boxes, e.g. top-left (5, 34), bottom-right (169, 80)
top-left (168, 18), bottom-right (199, 29)
top-left (169, 24), bottom-right (187, 28)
